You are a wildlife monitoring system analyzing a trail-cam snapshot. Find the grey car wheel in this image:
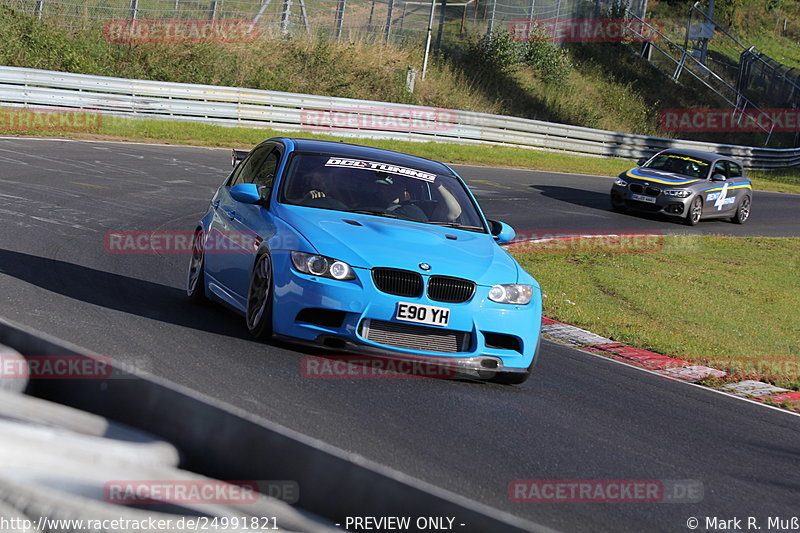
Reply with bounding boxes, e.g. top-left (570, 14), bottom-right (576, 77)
top-left (732, 195), bottom-right (751, 224)
top-left (685, 196), bottom-right (703, 226)
top-left (246, 252), bottom-right (274, 339)
top-left (186, 229), bottom-right (206, 302)
top-left (610, 193), bottom-right (626, 212)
